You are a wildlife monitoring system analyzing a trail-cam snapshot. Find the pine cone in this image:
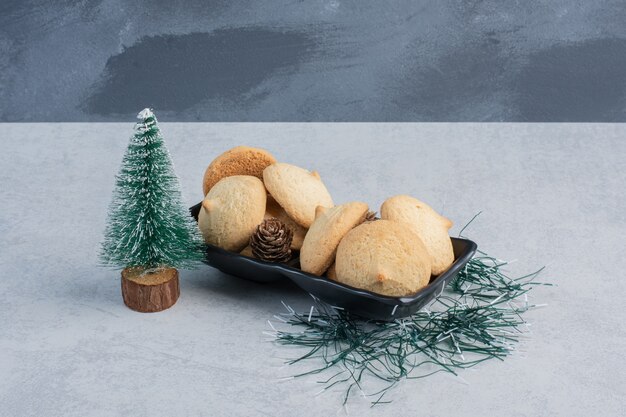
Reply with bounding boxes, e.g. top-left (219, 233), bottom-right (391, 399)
top-left (364, 211), bottom-right (380, 222)
top-left (250, 218), bottom-right (293, 263)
